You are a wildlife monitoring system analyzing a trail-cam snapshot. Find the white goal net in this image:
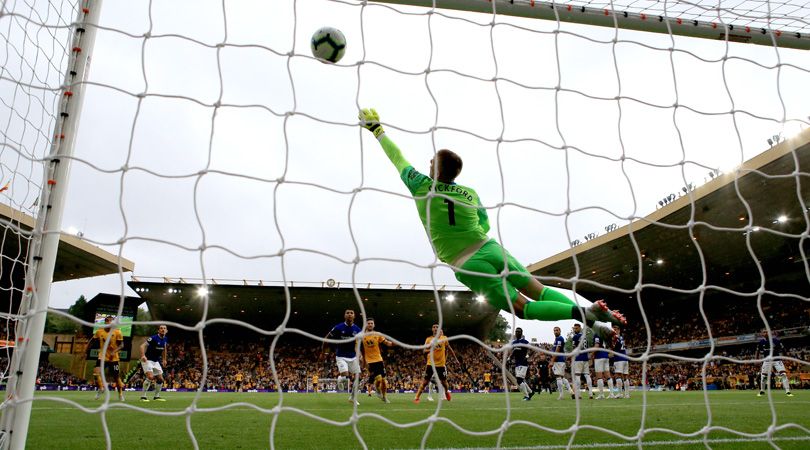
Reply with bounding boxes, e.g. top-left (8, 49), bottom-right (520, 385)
top-left (0, 0), bottom-right (809, 448)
